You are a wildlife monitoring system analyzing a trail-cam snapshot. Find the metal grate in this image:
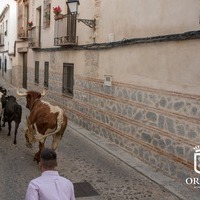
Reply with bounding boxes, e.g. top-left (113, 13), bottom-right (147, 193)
top-left (74, 181), bottom-right (100, 198)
